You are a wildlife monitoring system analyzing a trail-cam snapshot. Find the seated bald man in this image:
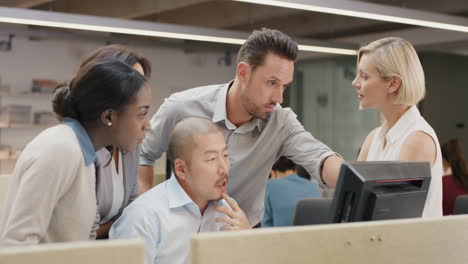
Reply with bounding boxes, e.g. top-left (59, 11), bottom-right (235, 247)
top-left (110, 117), bottom-right (250, 264)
